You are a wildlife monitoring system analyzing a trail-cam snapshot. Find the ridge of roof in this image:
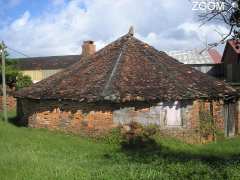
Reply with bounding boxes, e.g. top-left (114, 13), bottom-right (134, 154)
top-left (102, 35), bottom-right (131, 98)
